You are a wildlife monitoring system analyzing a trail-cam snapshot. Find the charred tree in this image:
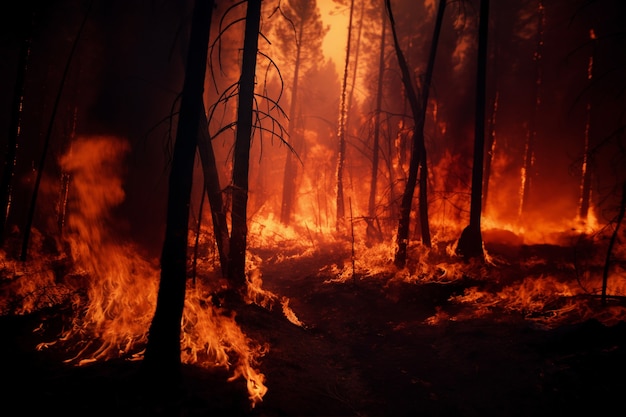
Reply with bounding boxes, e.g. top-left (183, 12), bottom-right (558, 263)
top-left (389, 0), bottom-right (445, 267)
top-left (197, 108), bottom-right (229, 277)
top-left (336, 0), bottom-right (355, 232)
top-left (0, 7), bottom-right (33, 247)
top-left (456, 0), bottom-right (489, 261)
top-left (482, 12), bottom-right (500, 214)
top-left (578, 29), bottom-right (597, 222)
top-left (143, 0), bottom-right (213, 383)
top-left (227, 0), bottom-right (262, 291)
